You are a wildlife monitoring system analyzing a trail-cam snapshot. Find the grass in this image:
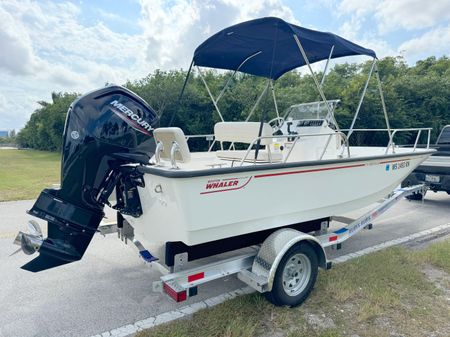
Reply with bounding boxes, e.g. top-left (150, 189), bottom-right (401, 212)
top-left (0, 149), bottom-right (60, 201)
top-left (413, 240), bottom-right (450, 273)
top-left (136, 240), bottom-right (450, 337)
